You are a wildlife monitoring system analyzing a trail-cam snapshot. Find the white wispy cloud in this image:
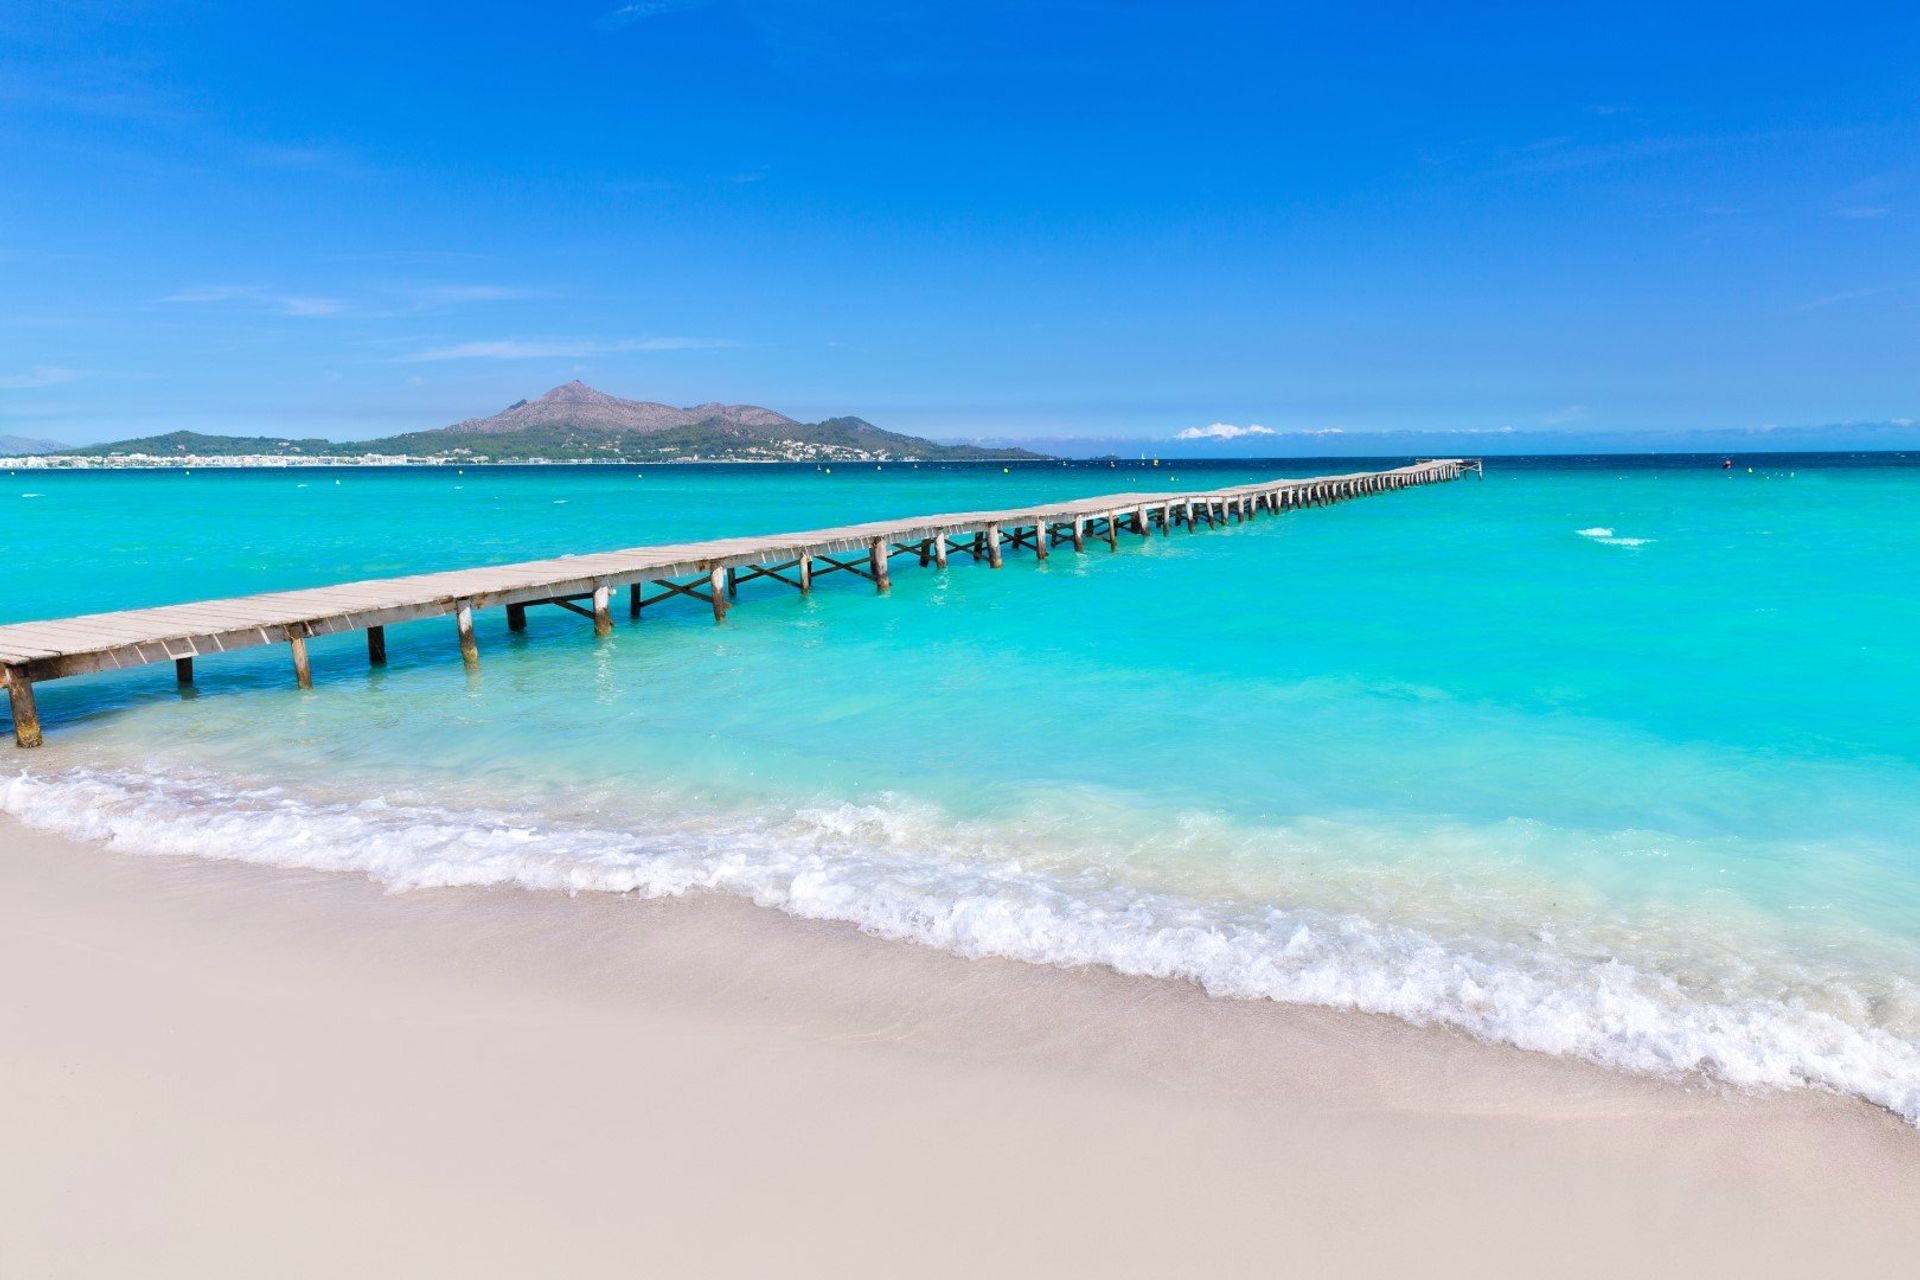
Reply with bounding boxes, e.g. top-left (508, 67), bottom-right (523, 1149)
top-left (0, 366), bottom-right (84, 390)
top-left (397, 336), bottom-right (734, 362)
top-left (159, 285), bottom-right (348, 317)
top-left (164, 281), bottom-right (541, 320)
top-left (239, 142), bottom-right (369, 177)
top-left (1175, 423), bottom-right (1278, 440)
top-left (596, 0), bottom-right (708, 31)
top-left (278, 295), bottom-right (350, 316)
top-left (407, 284), bottom-right (542, 307)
